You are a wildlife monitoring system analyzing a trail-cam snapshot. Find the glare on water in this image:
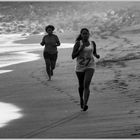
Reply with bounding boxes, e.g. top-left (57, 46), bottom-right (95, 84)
top-left (0, 102), bottom-right (22, 128)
